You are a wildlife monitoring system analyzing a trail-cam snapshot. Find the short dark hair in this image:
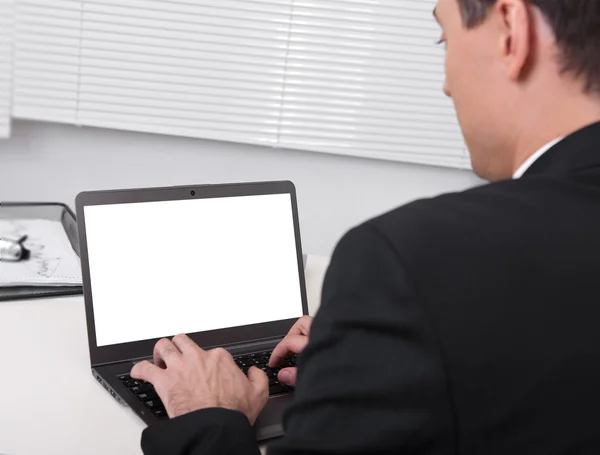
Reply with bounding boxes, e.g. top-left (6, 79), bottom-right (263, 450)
top-left (457, 0), bottom-right (600, 93)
